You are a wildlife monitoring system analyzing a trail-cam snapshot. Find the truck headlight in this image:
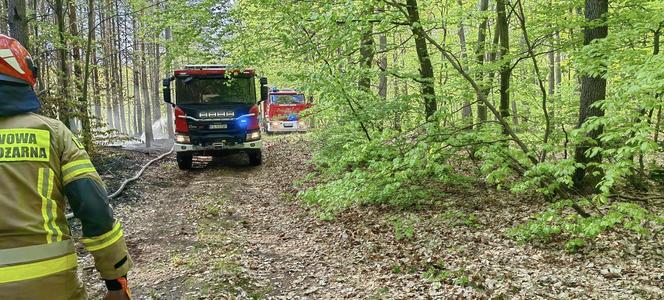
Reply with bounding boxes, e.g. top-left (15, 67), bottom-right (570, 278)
top-left (246, 131), bottom-right (261, 141)
top-left (175, 134), bottom-right (190, 144)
